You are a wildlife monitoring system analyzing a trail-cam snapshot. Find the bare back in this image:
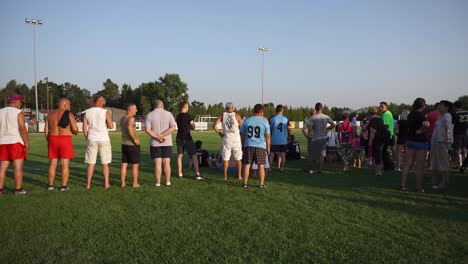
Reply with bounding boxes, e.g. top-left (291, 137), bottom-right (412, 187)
top-left (46, 110), bottom-right (78, 136)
